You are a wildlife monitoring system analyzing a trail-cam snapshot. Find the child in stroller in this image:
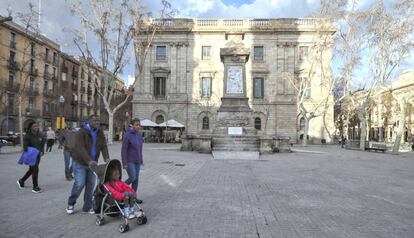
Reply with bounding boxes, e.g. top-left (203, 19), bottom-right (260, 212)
top-left (93, 159), bottom-right (147, 233)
